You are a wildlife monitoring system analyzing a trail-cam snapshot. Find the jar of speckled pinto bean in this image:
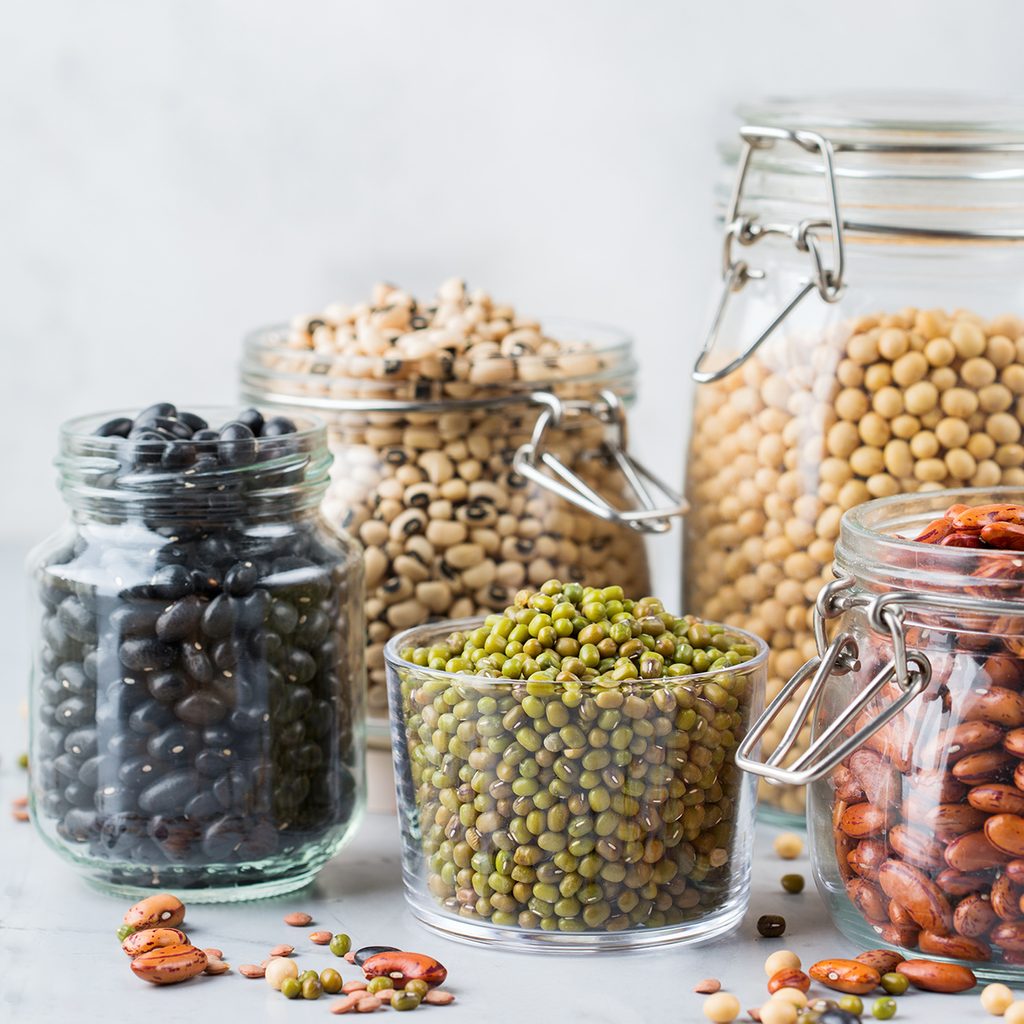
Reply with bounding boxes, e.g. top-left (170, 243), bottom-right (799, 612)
top-left (737, 488), bottom-right (1024, 982)
top-left (241, 280), bottom-right (685, 737)
top-left (686, 96), bottom-right (1024, 825)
